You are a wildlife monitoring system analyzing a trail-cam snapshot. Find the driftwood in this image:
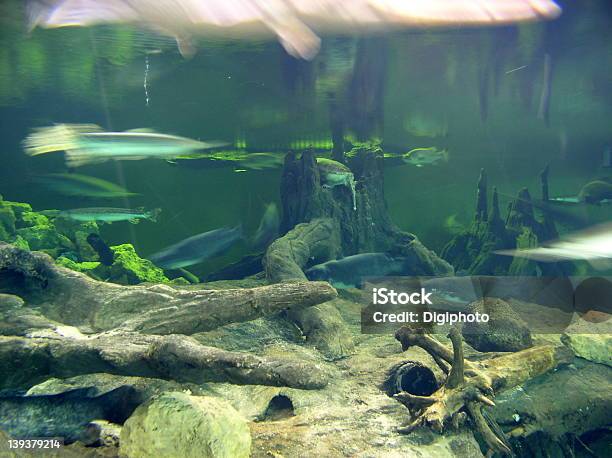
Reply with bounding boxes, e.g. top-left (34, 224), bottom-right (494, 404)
top-left (1, 243), bottom-right (336, 393)
top-left (0, 243), bottom-right (336, 333)
top-left (263, 218), bottom-right (340, 283)
top-left (393, 326), bottom-right (573, 456)
top-left (0, 323), bottom-right (329, 391)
